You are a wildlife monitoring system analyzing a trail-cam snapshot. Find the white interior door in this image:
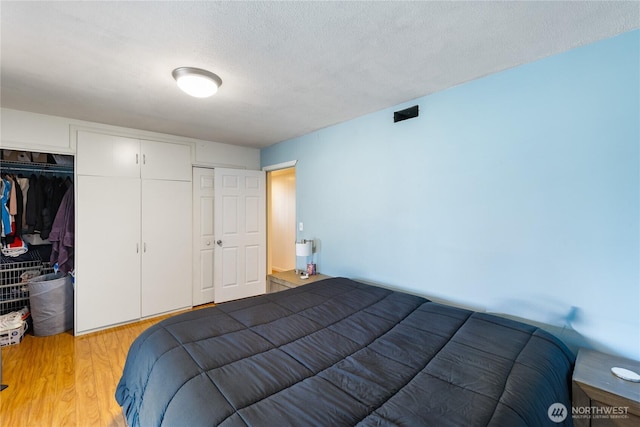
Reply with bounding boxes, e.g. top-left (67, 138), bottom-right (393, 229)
top-left (192, 167), bottom-right (216, 306)
top-left (214, 168), bottom-right (266, 303)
